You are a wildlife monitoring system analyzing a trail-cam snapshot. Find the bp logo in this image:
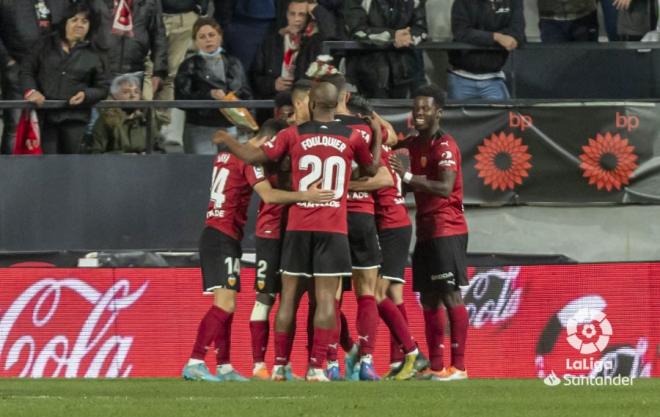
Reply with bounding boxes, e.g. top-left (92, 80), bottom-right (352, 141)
top-left (566, 308), bottom-right (612, 354)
